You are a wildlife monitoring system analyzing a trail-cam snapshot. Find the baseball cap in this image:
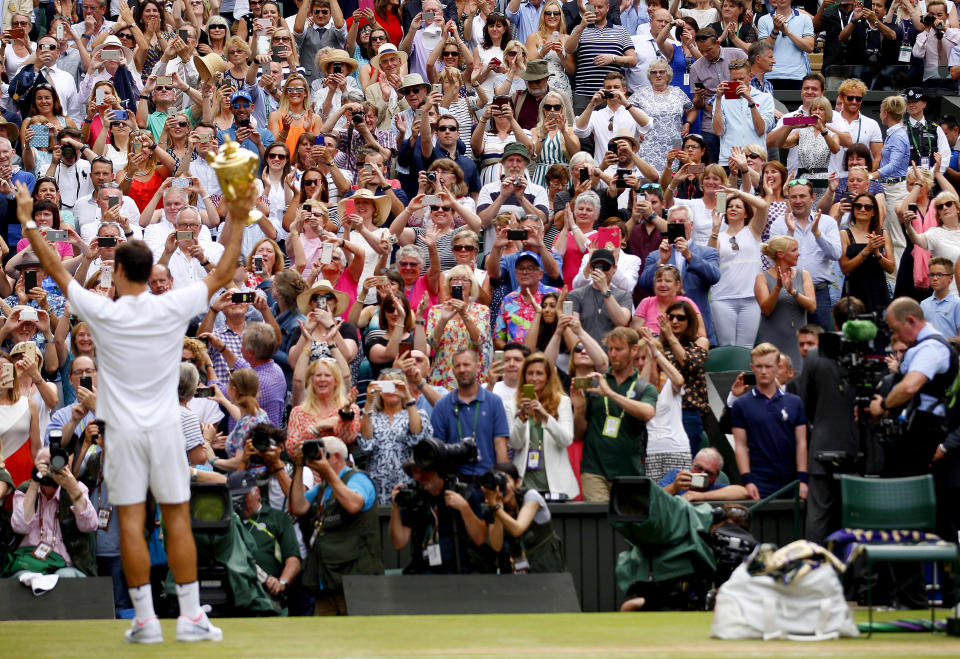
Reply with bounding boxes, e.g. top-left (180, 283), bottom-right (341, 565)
top-left (589, 248), bottom-right (616, 266)
top-left (515, 250), bottom-right (542, 268)
top-left (230, 89), bottom-right (254, 104)
top-left (227, 470), bottom-right (257, 497)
